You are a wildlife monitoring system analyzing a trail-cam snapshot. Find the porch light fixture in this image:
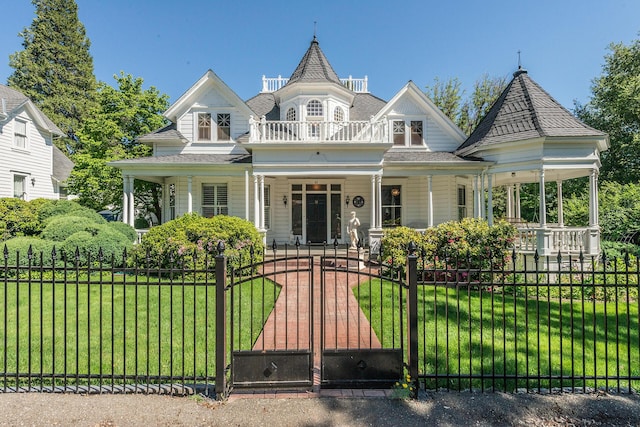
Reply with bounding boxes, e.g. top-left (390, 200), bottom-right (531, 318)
top-left (31, 177), bottom-right (36, 186)
top-left (283, 195), bottom-right (288, 206)
top-left (391, 188), bottom-right (400, 197)
top-left (345, 195), bottom-right (350, 206)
